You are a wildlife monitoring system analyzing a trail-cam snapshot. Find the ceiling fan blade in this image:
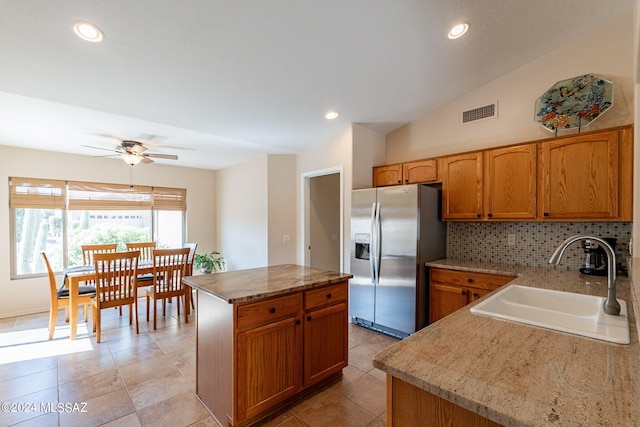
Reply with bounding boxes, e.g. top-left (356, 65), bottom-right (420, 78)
top-left (141, 156), bottom-right (154, 164)
top-left (143, 153), bottom-right (178, 160)
top-left (81, 144), bottom-right (117, 153)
